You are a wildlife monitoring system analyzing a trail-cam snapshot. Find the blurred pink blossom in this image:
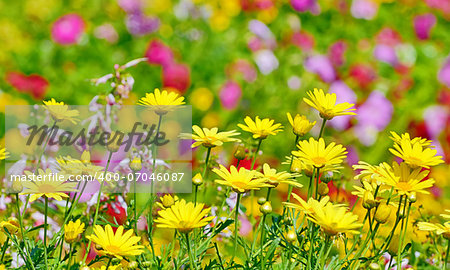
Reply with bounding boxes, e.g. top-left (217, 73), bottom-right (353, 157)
top-left (438, 56), bottom-right (450, 88)
top-left (290, 0), bottom-right (320, 14)
top-left (219, 81), bottom-right (242, 110)
top-left (350, 0), bottom-right (378, 20)
top-left (304, 55), bottom-right (336, 83)
top-left (291, 31), bottom-right (315, 51)
top-left (373, 44), bottom-right (398, 66)
top-left (414, 13), bottom-right (437, 40)
top-left (145, 39), bottom-right (174, 66)
top-left (162, 62), bottom-right (191, 93)
top-left (328, 41), bottom-right (347, 67)
top-left (51, 14), bottom-right (85, 45)
top-left (254, 49), bottom-right (279, 75)
top-left (424, 105), bottom-right (448, 138)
